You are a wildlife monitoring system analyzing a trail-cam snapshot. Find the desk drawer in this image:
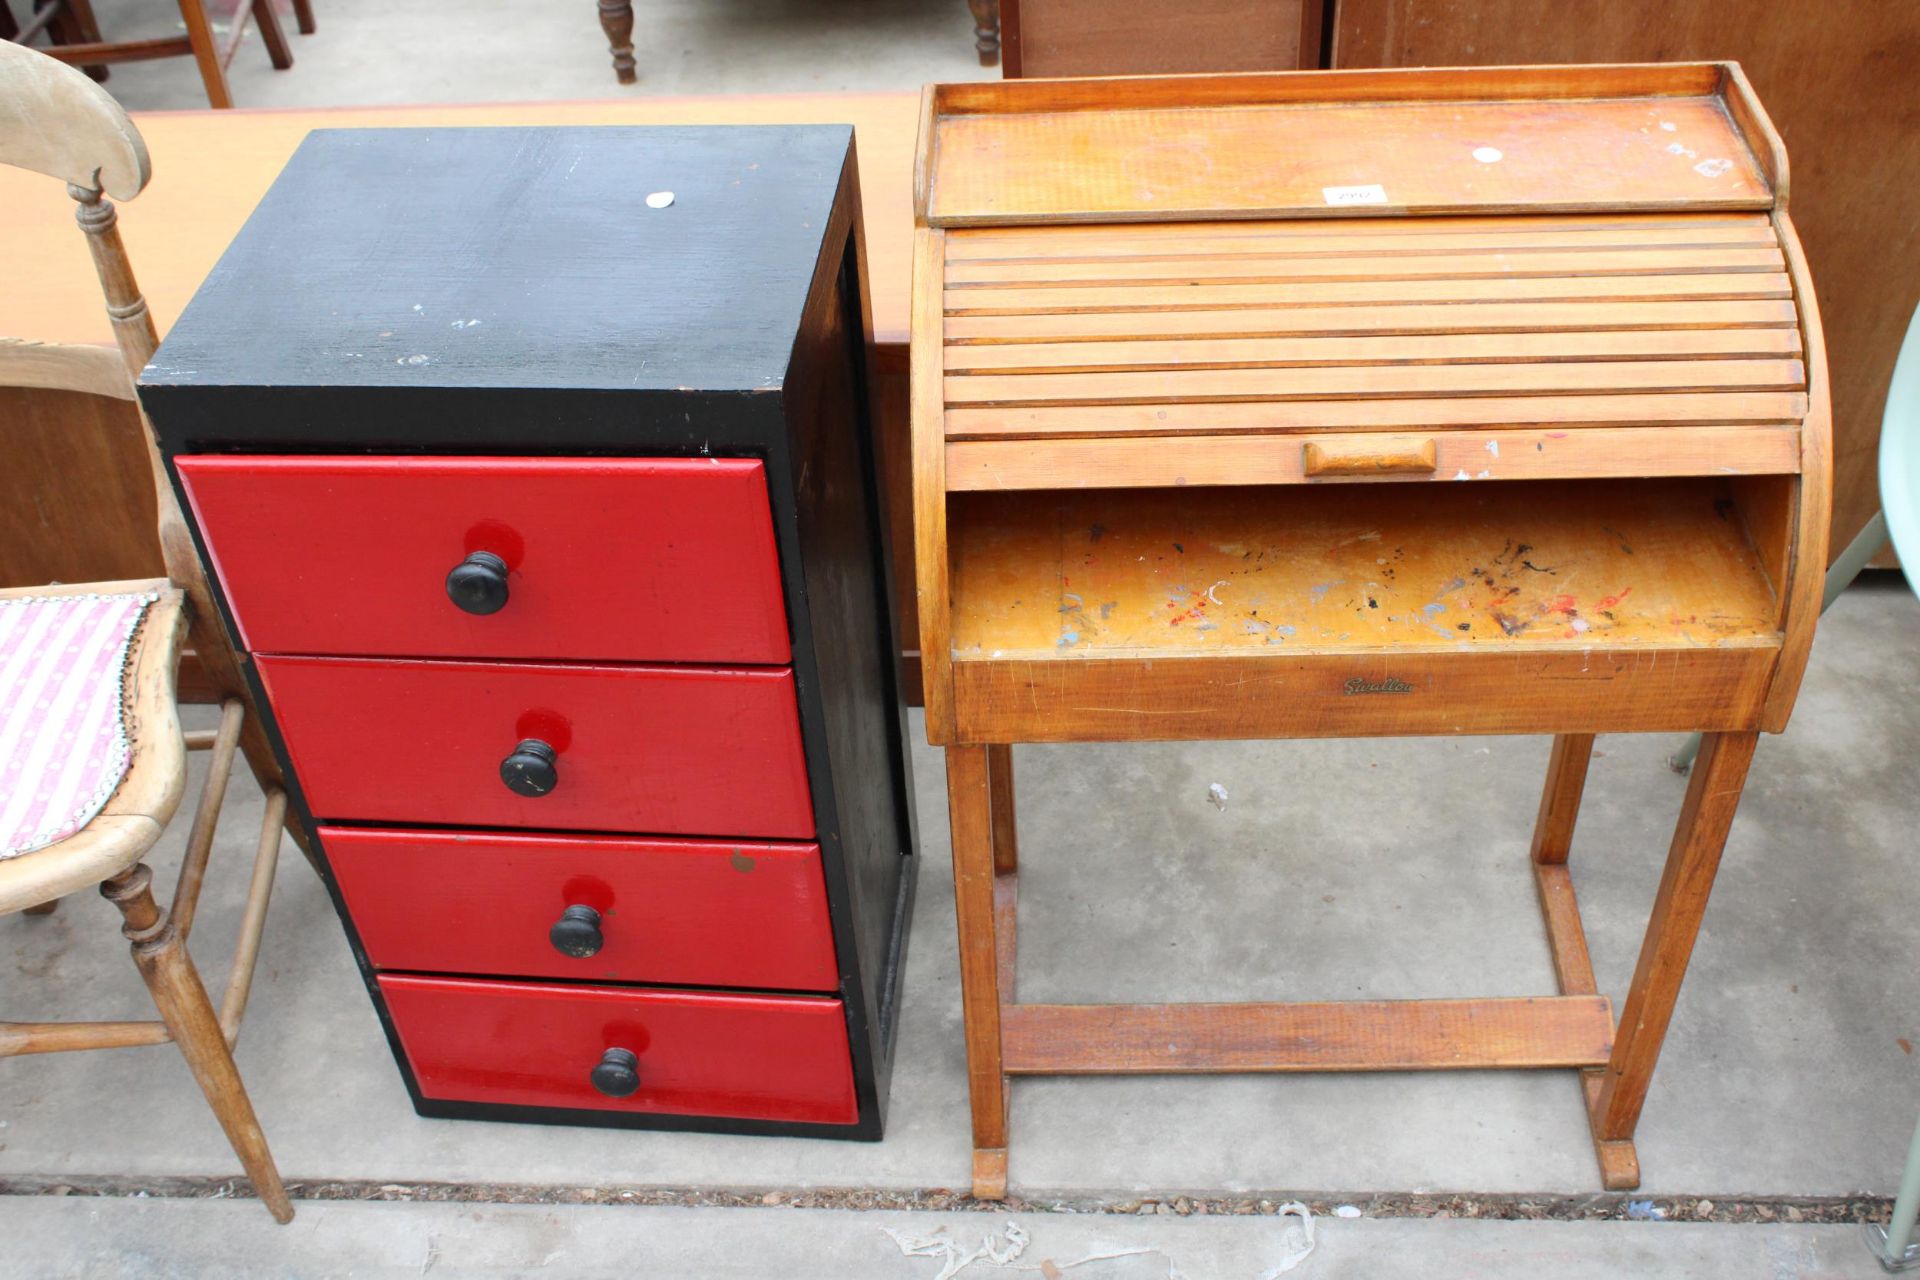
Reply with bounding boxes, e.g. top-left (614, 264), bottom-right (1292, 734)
top-left (379, 975), bottom-right (858, 1124)
top-left (260, 656), bottom-right (813, 838)
top-left (178, 456), bottom-right (790, 664)
top-left (325, 827), bottom-right (839, 990)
